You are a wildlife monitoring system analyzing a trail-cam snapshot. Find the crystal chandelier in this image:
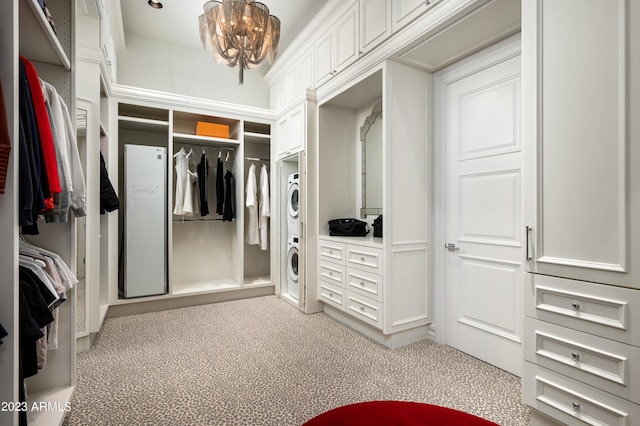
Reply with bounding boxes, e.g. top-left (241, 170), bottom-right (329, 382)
top-left (199, 0), bottom-right (281, 84)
